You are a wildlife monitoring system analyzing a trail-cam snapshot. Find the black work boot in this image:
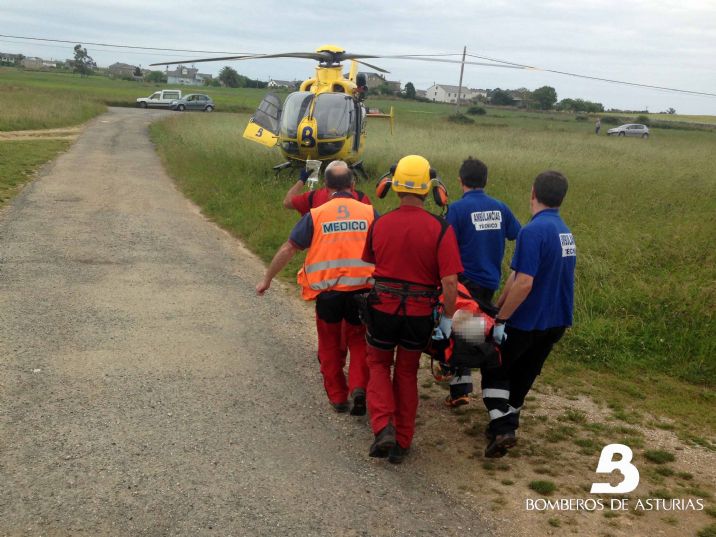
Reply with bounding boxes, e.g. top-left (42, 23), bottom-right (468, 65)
top-left (331, 401), bottom-right (350, 413)
top-left (350, 388), bottom-right (367, 416)
top-left (388, 444), bottom-right (410, 464)
top-left (369, 423), bottom-right (396, 458)
top-left (484, 431), bottom-right (517, 458)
